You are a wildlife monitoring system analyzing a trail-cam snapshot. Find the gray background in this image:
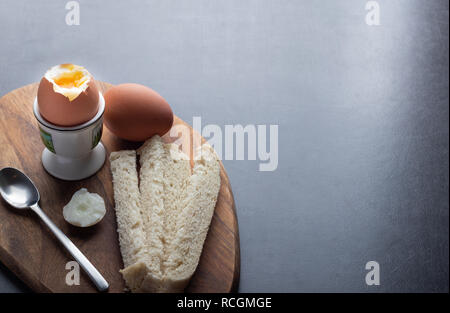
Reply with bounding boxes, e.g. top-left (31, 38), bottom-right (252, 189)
top-left (0, 0), bottom-right (448, 292)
